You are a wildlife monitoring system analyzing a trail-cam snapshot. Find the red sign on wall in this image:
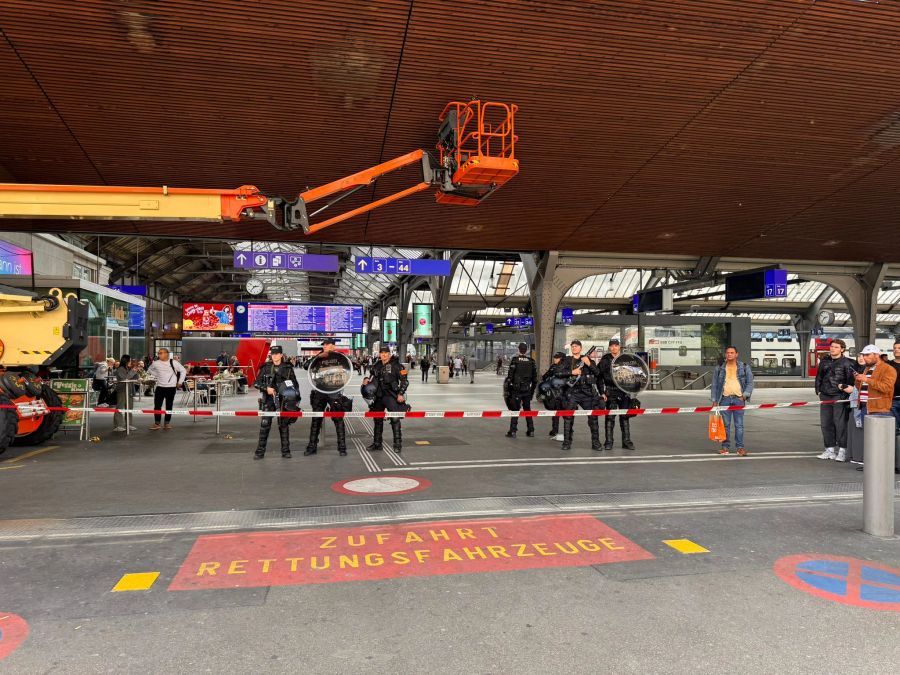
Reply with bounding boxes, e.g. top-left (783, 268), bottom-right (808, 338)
top-left (169, 515), bottom-right (653, 591)
top-left (182, 303), bottom-right (234, 332)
